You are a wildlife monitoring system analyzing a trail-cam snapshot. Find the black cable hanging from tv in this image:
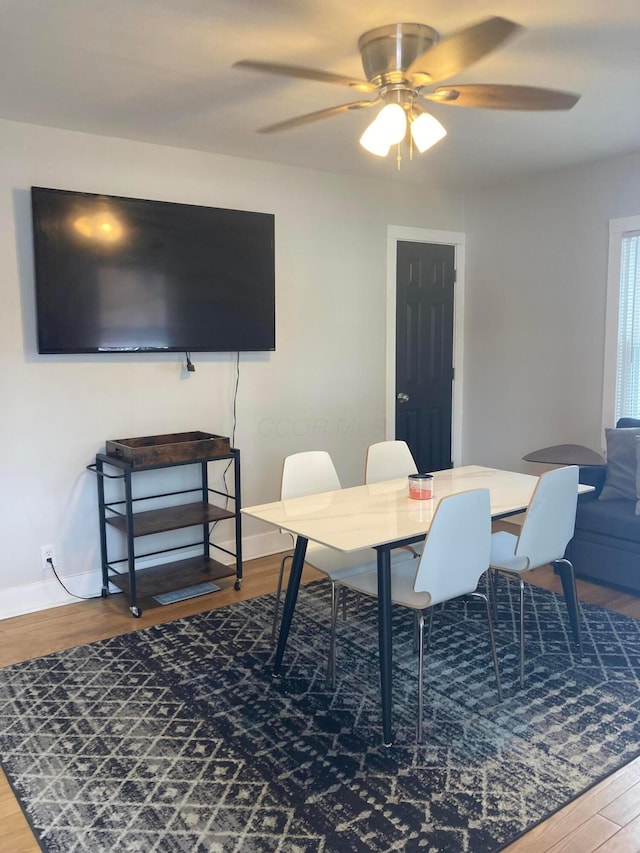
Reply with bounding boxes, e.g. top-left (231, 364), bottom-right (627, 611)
top-left (185, 352), bottom-right (195, 372)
